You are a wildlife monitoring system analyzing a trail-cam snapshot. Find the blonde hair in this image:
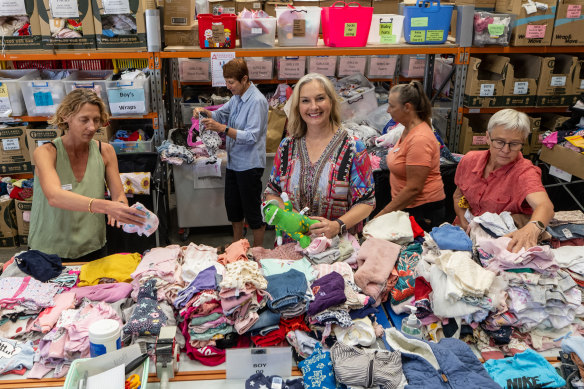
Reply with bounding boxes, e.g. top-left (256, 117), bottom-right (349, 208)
top-left (49, 89), bottom-right (109, 132)
top-left (287, 73), bottom-right (341, 138)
